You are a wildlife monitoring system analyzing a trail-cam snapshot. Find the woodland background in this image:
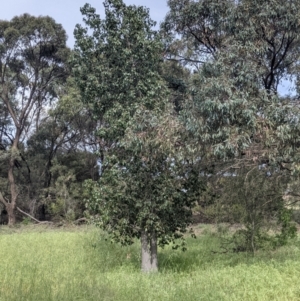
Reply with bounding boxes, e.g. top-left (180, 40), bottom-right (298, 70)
top-left (1, 0), bottom-right (300, 268)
